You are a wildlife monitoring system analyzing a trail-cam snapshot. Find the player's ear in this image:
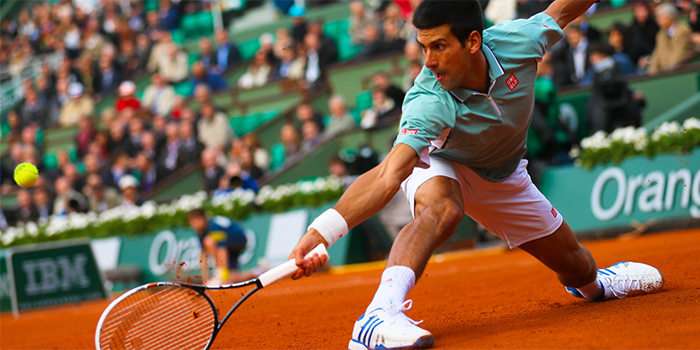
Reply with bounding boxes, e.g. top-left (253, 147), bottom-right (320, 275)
top-left (466, 31), bottom-right (482, 54)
